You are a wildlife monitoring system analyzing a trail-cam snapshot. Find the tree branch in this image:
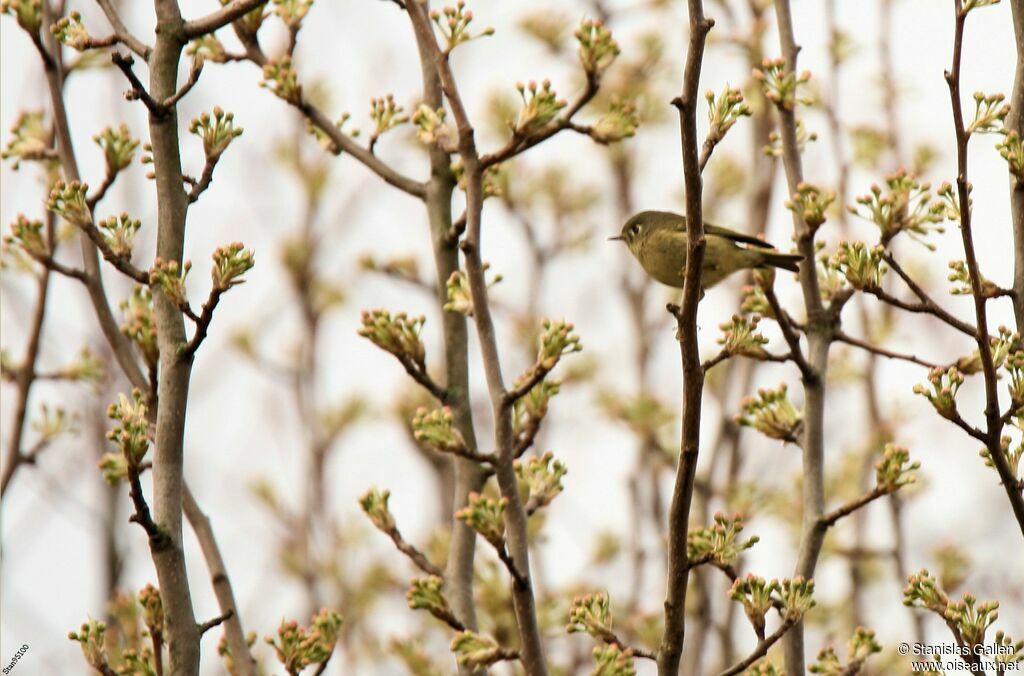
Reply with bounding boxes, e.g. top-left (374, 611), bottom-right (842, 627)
top-left (833, 330), bottom-right (941, 369)
top-left (658, 1), bottom-right (713, 673)
top-left (182, 0), bottom-right (269, 40)
top-left (945, 0), bottom-right (1024, 537)
top-left (718, 617), bottom-right (797, 676)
